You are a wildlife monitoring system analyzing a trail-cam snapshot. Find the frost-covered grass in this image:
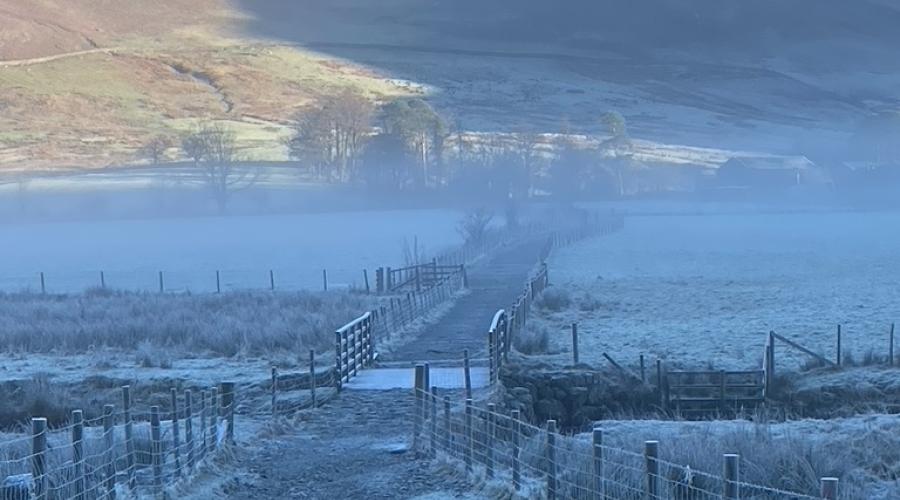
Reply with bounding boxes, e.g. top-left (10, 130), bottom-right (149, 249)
top-left (517, 414), bottom-right (899, 499)
top-left (535, 211), bottom-right (900, 370)
top-left (0, 289), bottom-right (373, 357)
